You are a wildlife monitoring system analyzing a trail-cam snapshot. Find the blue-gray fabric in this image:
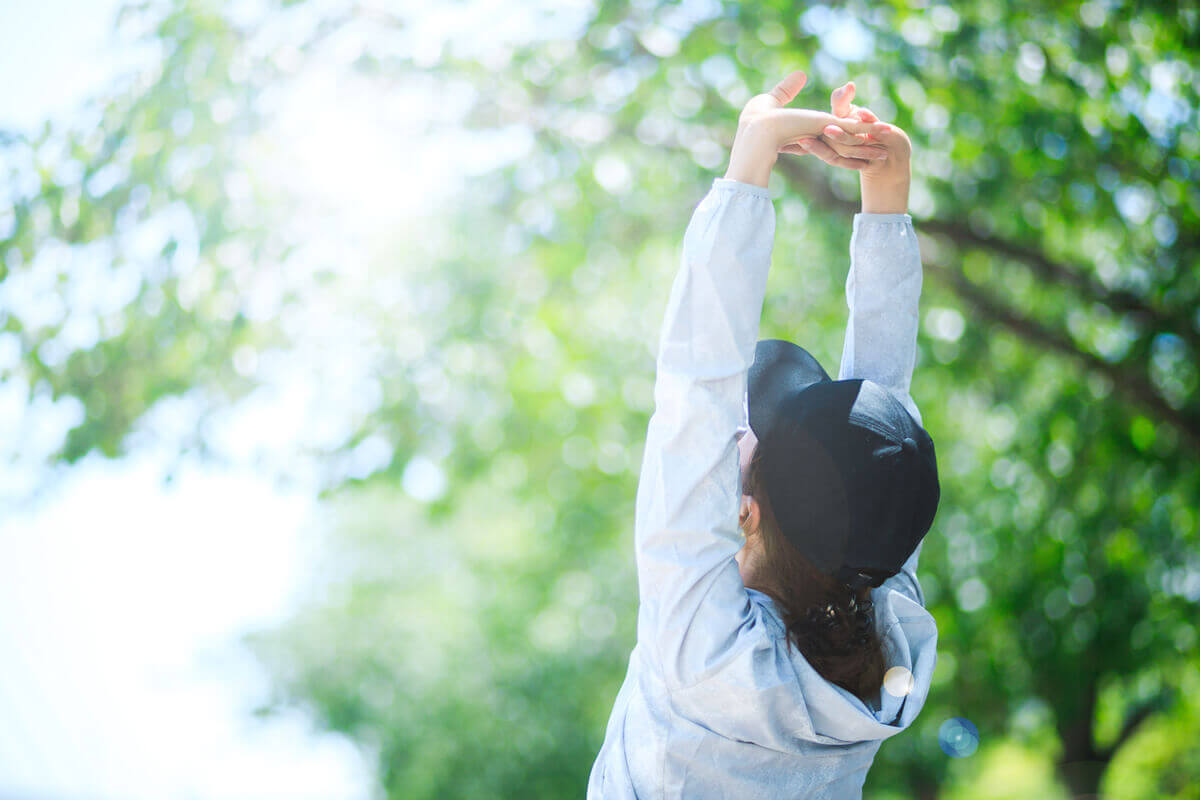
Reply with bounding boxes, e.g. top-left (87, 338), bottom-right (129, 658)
top-left (586, 177), bottom-right (938, 799)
